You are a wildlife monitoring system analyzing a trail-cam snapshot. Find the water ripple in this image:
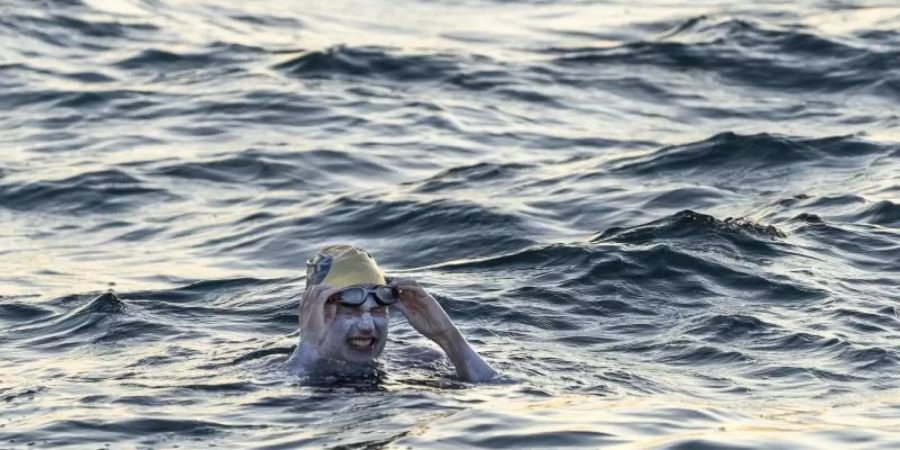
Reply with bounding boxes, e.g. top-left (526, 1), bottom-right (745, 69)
top-left (2, 0), bottom-right (899, 448)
